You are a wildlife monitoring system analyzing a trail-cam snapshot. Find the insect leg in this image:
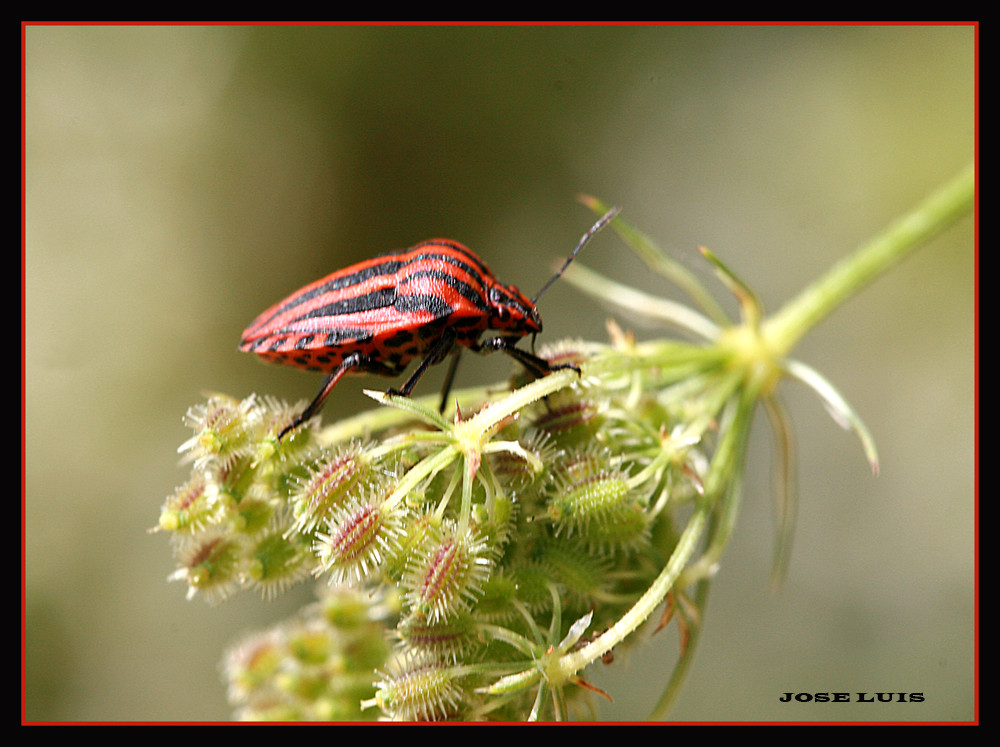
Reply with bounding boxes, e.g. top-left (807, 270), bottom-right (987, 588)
top-left (471, 336), bottom-right (581, 378)
top-left (280, 352), bottom-right (366, 439)
top-left (437, 348), bottom-right (463, 413)
top-left (387, 328), bottom-right (458, 400)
